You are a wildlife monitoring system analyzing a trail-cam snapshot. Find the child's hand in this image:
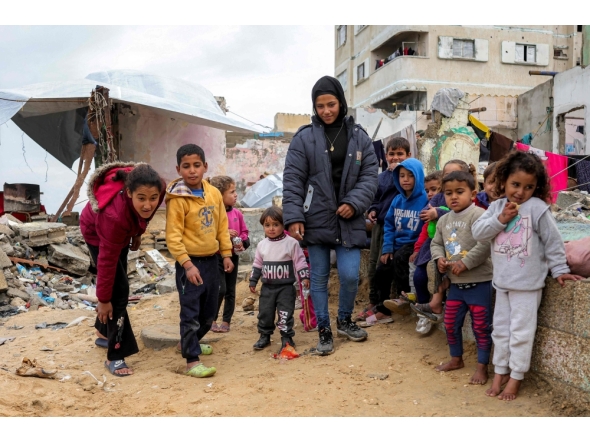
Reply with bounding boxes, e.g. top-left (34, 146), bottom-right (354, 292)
top-left (499, 201), bottom-right (519, 224)
top-left (420, 205), bottom-right (438, 222)
top-left (380, 253), bottom-right (393, 264)
top-left (185, 265), bottom-right (203, 286)
top-left (409, 252), bottom-right (417, 263)
top-left (451, 260), bottom-right (467, 276)
top-left (249, 286), bottom-right (257, 293)
top-left (556, 273), bottom-right (585, 287)
top-left (223, 257), bottom-right (234, 273)
top-left (368, 211), bottom-right (377, 223)
top-left (437, 258), bottom-right (448, 273)
top-left (301, 279), bottom-right (310, 289)
top-left (229, 229), bottom-right (239, 238)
